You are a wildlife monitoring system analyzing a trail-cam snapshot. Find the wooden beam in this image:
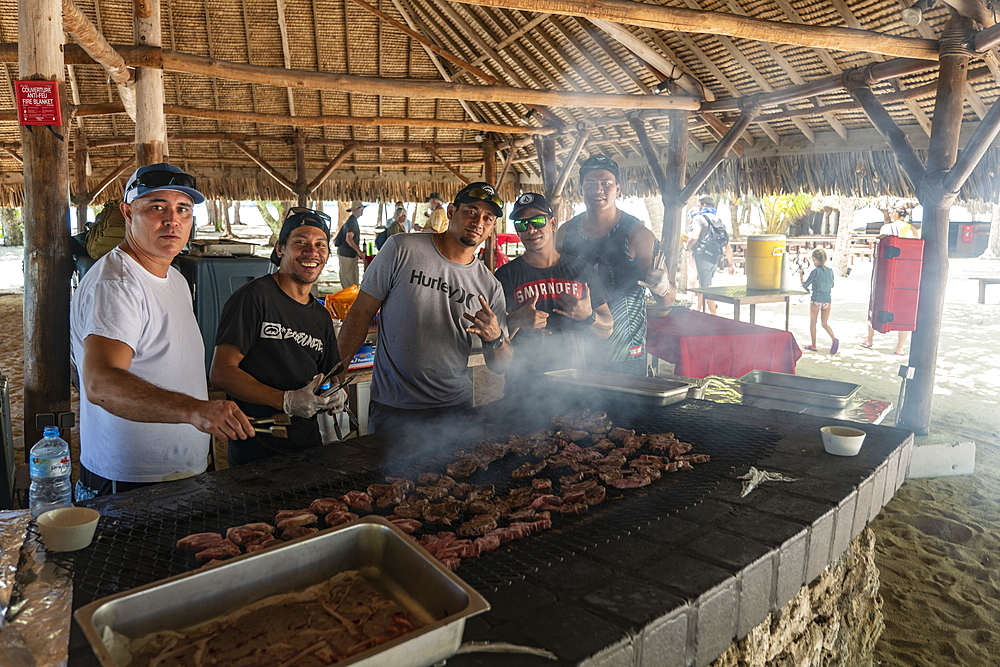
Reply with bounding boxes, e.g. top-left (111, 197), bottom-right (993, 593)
top-left (87, 154), bottom-right (136, 201)
top-left (308, 143), bottom-right (357, 193)
top-left (848, 86), bottom-right (925, 187)
top-left (494, 146), bottom-right (517, 189)
top-left (158, 48), bottom-right (698, 110)
top-left (134, 0), bottom-right (166, 164)
top-left (699, 112), bottom-right (744, 156)
top-left (73, 128), bottom-right (89, 231)
top-left (275, 0), bottom-right (296, 116)
top-left (19, 0), bottom-right (73, 457)
top-left (232, 140), bottom-right (296, 192)
top-left (450, 0), bottom-right (939, 60)
top-left (679, 110), bottom-right (755, 203)
top-left (944, 99), bottom-right (1000, 194)
top-left (973, 22), bottom-right (1000, 51)
top-left (62, 0), bottom-right (136, 120)
top-left (552, 129), bottom-right (590, 198)
top-left (427, 146), bottom-right (472, 184)
top-left (483, 136), bottom-right (497, 271)
top-left (629, 117), bottom-right (669, 198)
top-left (588, 18), bottom-right (710, 101)
top-left (0, 42), bottom-right (162, 67)
top-left (1, 146), bottom-right (22, 164)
